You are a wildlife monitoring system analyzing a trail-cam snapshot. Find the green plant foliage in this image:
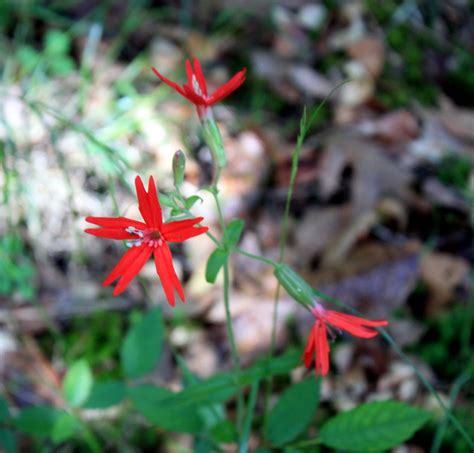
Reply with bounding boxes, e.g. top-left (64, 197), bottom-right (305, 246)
top-left (0, 396), bottom-right (10, 421)
top-left (62, 359), bottom-right (94, 408)
top-left (266, 377), bottom-right (320, 445)
top-left (51, 412), bottom-right (80, 444)
top-left (224, 219), bottom-right (244, 248)
top-left (0, 429), bottom-right (16, 453)
top-left (121, 306), bottom-right (164, 379)
top-left (128, 384), bottom-right (203, 433)
top-left (205, 247), bottom-right (228, 283)
top-left (13, 406), bottom-right (63, 438)
top-left (83, 380), bottom-right (126, 409)
top-left (210, 419), bottom-right (238, 443)
top-left (319, 400), bottom-right (431, 451)
top-left (63, 311), bottom-right (124, 375)
top-left (0, 234), bottom-right (36, 301)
